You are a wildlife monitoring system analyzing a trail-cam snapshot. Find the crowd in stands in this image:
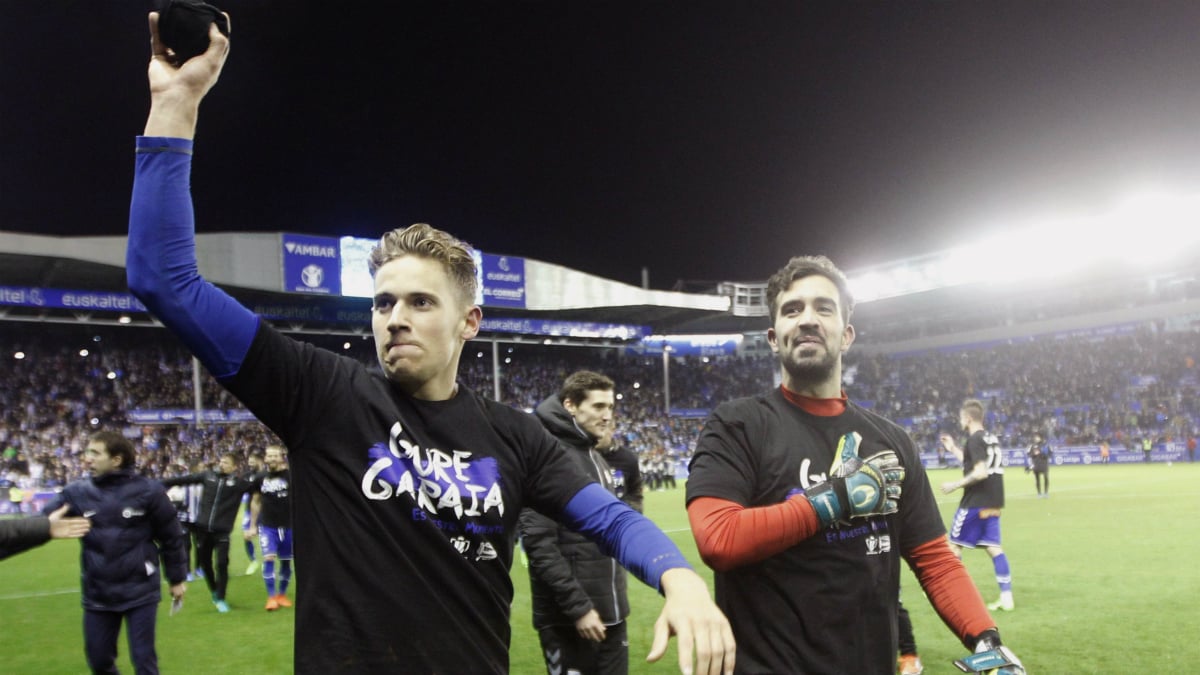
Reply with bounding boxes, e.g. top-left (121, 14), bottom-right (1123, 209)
top-left (849, 326), bottom-right (1200, 452)
top-left (2, 322), bottom-right (1198, 495)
